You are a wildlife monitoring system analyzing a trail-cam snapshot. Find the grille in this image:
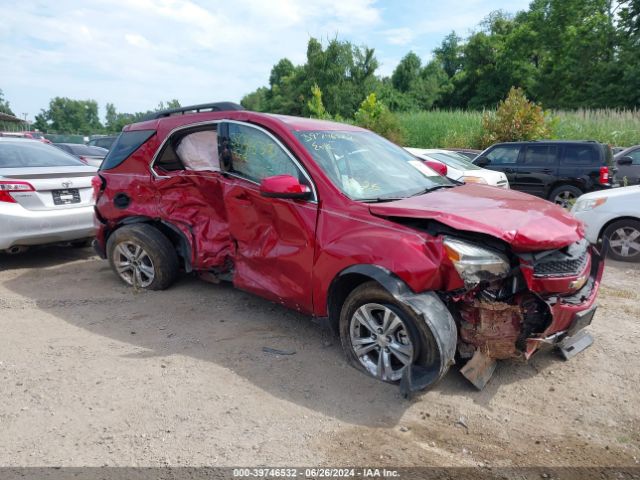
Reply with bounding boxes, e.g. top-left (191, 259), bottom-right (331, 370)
top-left (534, 249), bottom-right (589, 277)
